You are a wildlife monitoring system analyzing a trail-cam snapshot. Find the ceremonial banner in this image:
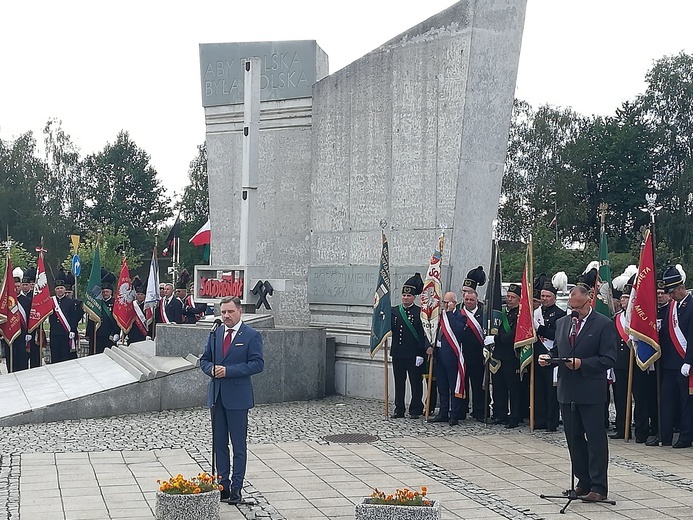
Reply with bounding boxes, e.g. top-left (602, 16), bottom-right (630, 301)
top-left (189, 219), bottom-right (211, 246)
top-left (420, 234), bottom-right (444, 347)
top-left (0, 254), bottom-right (22, 344)
top-left (113, 259), bottom-right (135, 333)
top-left (84, 244), bottom-right (102, 324)
top-left (515, 241), bottom-right (536, 377)
top-left (28, 249), bottom-right (53, 332)
top-left (484, 239), bottom-right (503, 376)
top-left (144, 247), bottom-right (161, 326)
top-left (595, 230), bottom-right (615, 316)
top-left (626, 230), bottom-right (660, 370)
top-left (162, 215), bottom-right (181, 257)
top-left (369, 233), bottom-right (391, 358)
